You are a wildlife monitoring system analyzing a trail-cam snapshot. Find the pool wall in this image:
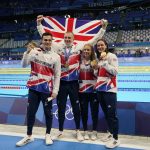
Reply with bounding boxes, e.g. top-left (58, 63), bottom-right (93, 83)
top-left (0, 97), bottom-right (150, 136)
